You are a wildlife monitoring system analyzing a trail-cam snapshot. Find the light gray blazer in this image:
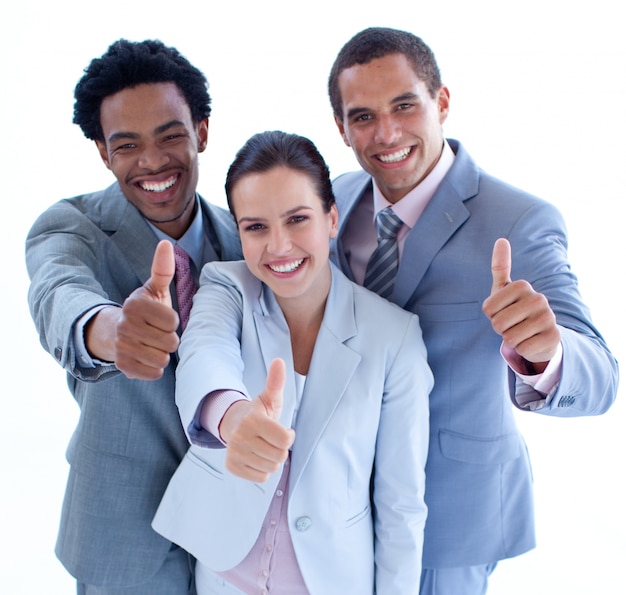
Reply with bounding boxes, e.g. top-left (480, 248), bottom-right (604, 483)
top-left (153, 261), bottom-right (432, 595)
top-left (330, 139), bottom-right (619, 568)
top-left (25, 183), bottom-right (242, 587)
